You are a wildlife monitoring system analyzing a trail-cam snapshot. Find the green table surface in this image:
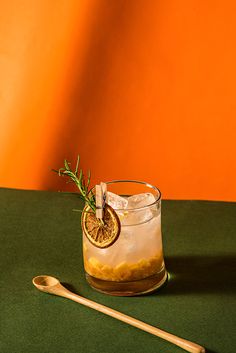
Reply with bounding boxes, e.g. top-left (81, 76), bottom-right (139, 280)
top-left (0, 188), bottom-right (235, 353)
